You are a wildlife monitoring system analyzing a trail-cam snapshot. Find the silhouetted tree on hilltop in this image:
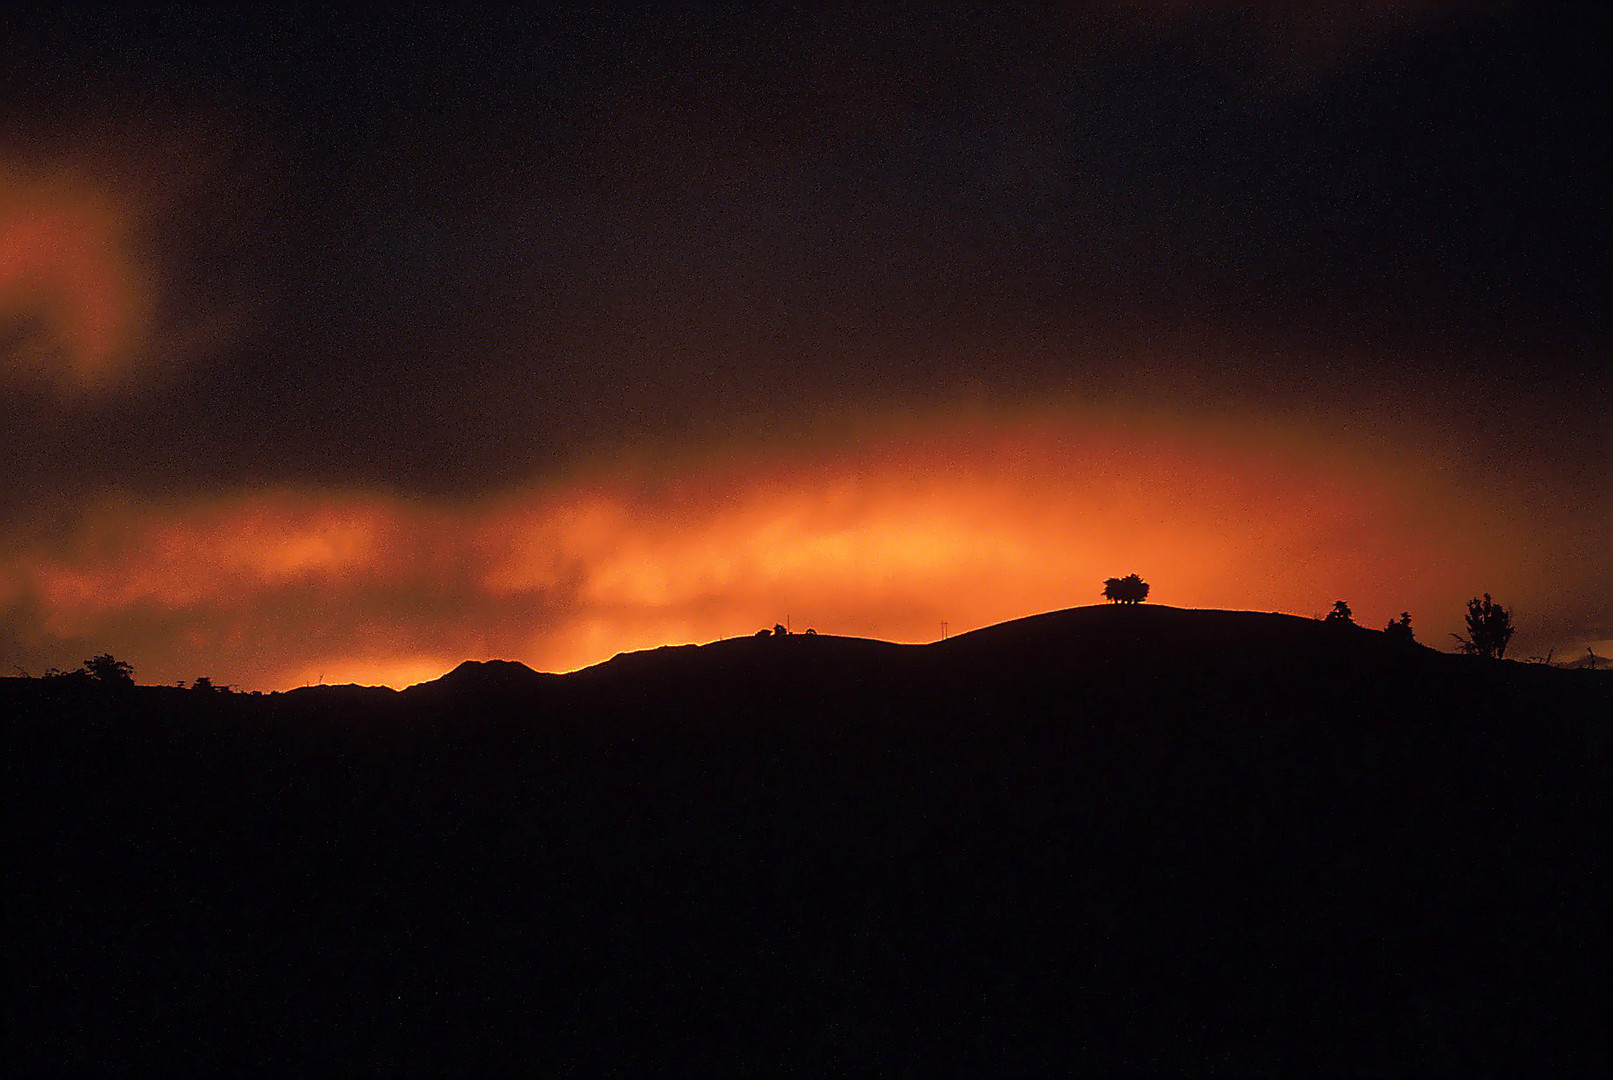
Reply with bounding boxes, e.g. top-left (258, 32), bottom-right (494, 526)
top-left (1453, 594), bottom-right (1514, 659)
top-left (1383, 612), bottom-right (1415, 644)
top-left (80, 654), bottom-right (134, 688)
top-left (1324, 600), bottom-right (1353, 625)
top-left (1102, 574), bottom-right (1149, 604)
